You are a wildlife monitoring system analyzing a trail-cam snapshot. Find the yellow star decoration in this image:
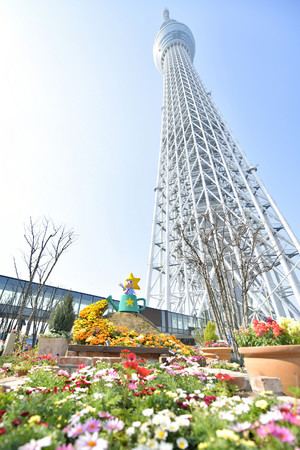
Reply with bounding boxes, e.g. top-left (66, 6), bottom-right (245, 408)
top-left (126, 297), bottom-right (134, 307)
top-left (125, 273), bottom-right (141, 290)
